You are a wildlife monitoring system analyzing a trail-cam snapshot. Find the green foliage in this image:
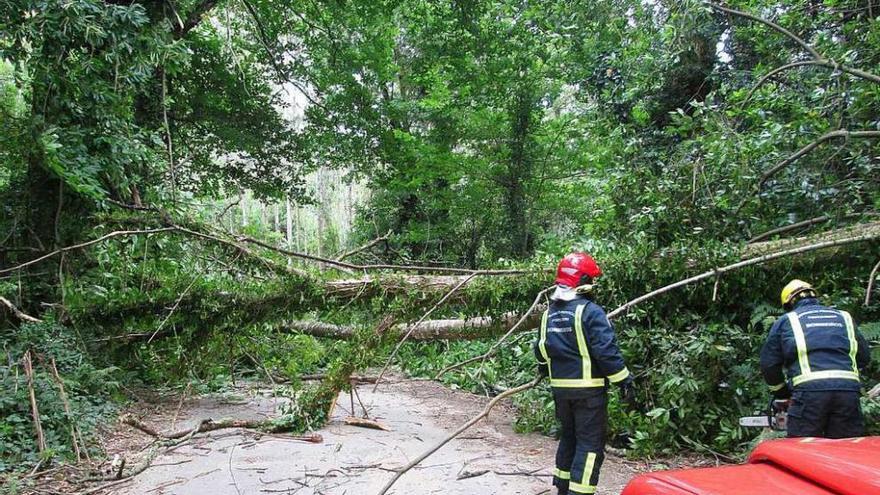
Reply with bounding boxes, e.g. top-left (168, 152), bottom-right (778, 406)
top-left (0, 322), bottom-right (120, 472)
